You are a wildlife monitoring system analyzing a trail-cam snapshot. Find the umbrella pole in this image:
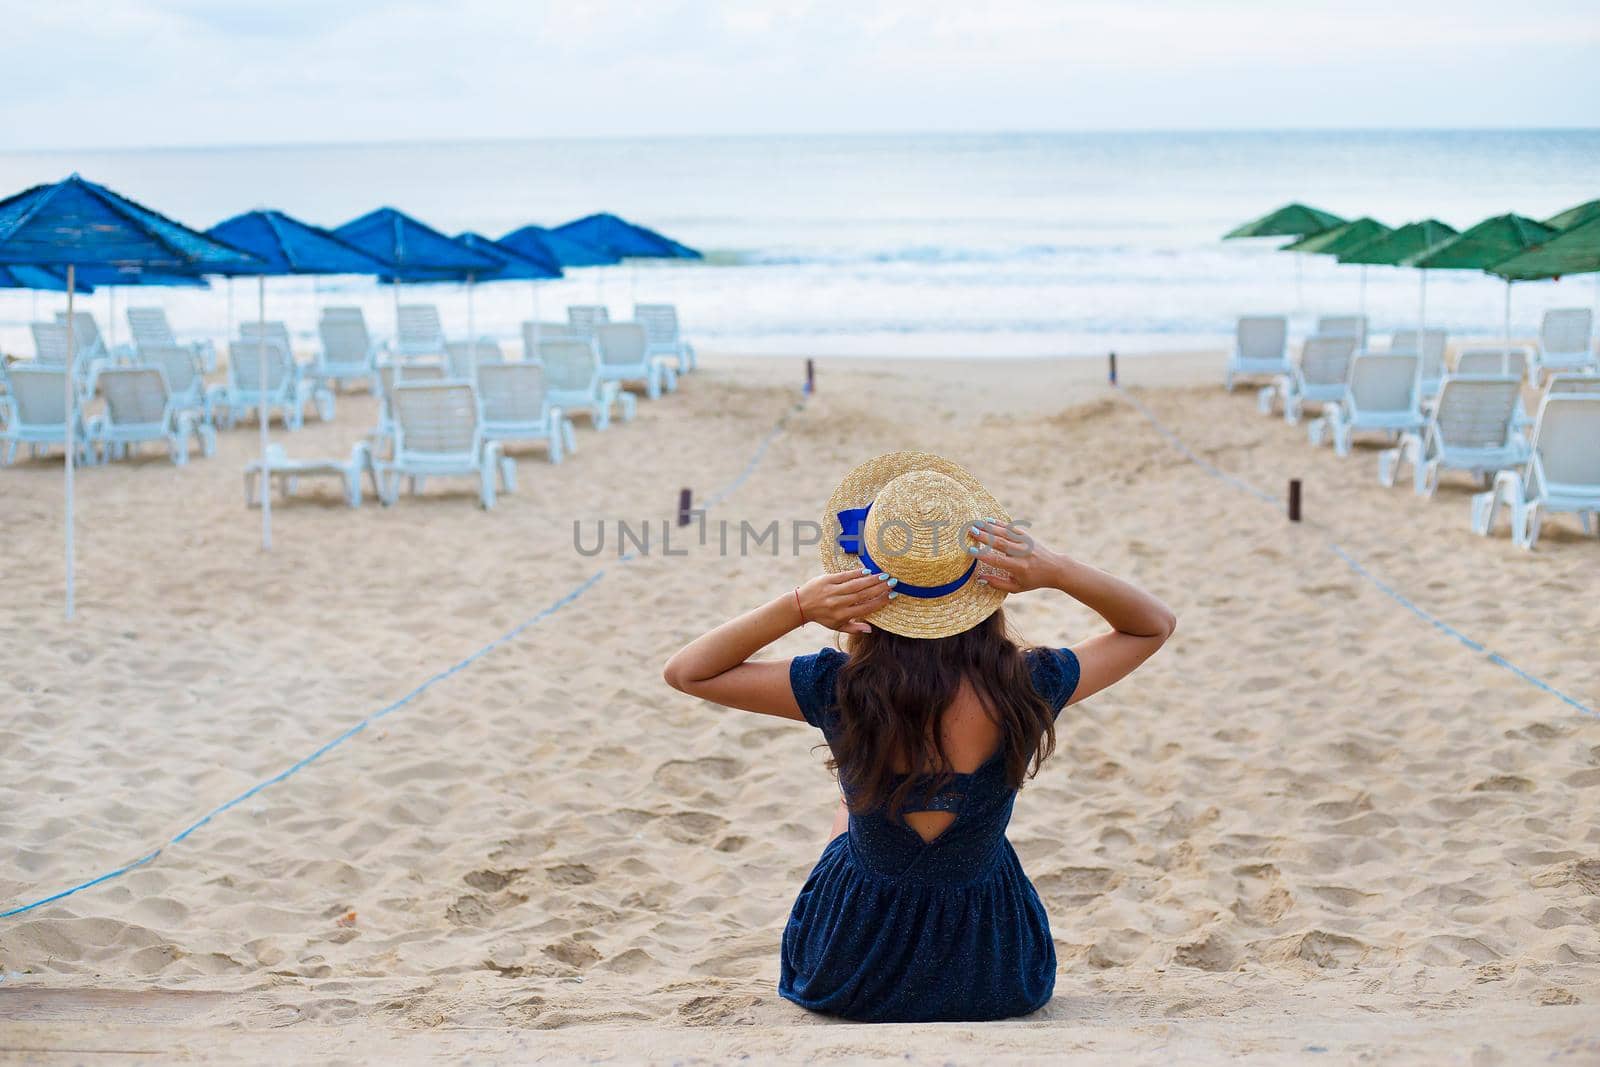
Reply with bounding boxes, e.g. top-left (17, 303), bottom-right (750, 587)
top-left (1359, 265), bottom-right (1367, 320)
top-left (393, 281), bottom-right (401, 358)
top-left (529, 281), bottom-right (541, 359)
top-left (107, 285), bottom-right (116, 357)
top-left (1295, 252), bottom-right (1304, 311)
top-left (1418, 269), bottom-right (1428, 357)
top-left (467, 275), bottom-right (476, 366)
top-left (258, 275), bottom-right (271, 551)
top-left (63, 264), bottom-right (76, 620)
top-left (1503, 280), bottom-right (1513, 375)
top-left (226, 276), bottom-right (234, 344)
